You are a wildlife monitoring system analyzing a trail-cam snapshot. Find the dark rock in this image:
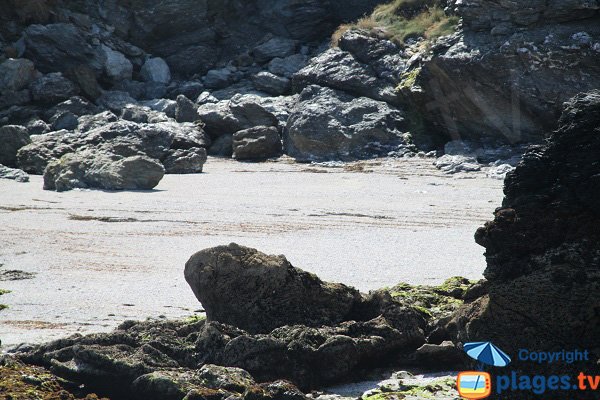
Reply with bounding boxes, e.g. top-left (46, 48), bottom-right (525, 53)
top-left (23, 23), bottom-right (103, 74)
top-left (184, 243), bottom-right (363, 333)
top-left (253, 37), bottom-right (298, 64)
top-left (29, 73), bottom-right (79, 104)
top-left (0, 125), bottom-right (31, 167)
top-left (203, 68), bottom-right (232, 90)
top-left (0, 164), bottom-right (29, 182)
top-left (120, 104), bottom-right (170, 124)
top-left (43, 150), bottom-right (165, 192)
top-left (26, 119), bottom-right (51, 136)
top-left (45, 96), bottom-right (99, 120)
top-left (162, 147), bottom-right (207, 174)
top-left (175, 94), bottom-right (200, 123)
top-left (169, 122), bottom-right (211, 150)
top-left (0, 58), bottom-right (36, 93)
top-left (448, 91), bottom-right (600, 384)
top-left (168, 81), bottom-right (204, 101)
top-left (207, 134), bottom-right (233, 157)
top-left (268, 54), bottom-right (308, 78)
top-left (232, 126), bottom-right (282, 160)
top-left (0, 89), bottom-right (32, 109)
top-left (50, 112), bottom-right (79, 131)
top-left (252, 72), bottom-right (290, 96)
top-left (284, 85), bottom-right (408, 162)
